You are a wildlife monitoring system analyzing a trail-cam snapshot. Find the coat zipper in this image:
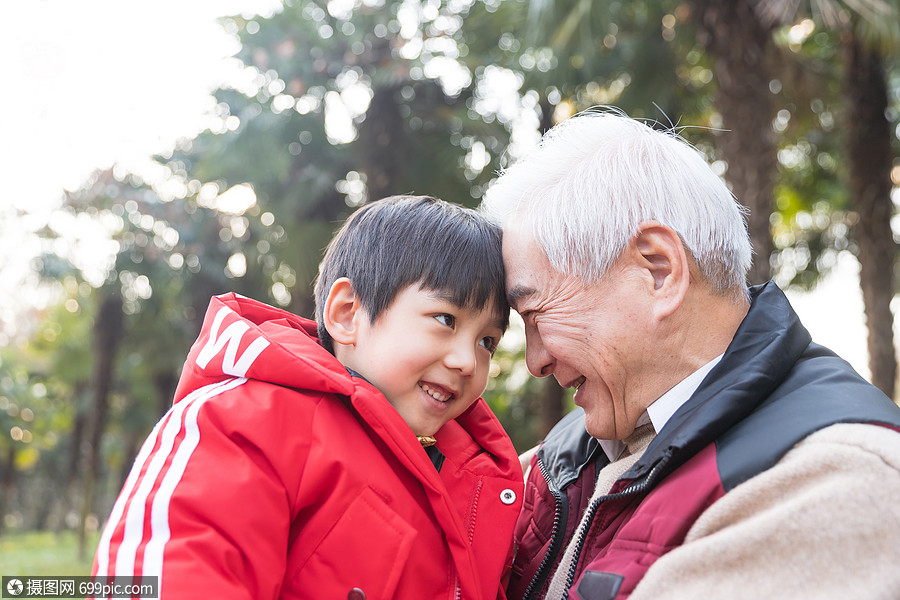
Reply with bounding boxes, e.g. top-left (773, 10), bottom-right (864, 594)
top-left (521, 454), bottom-right (568, 600)
top-left (559, 450), bottom-right (673, 600)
